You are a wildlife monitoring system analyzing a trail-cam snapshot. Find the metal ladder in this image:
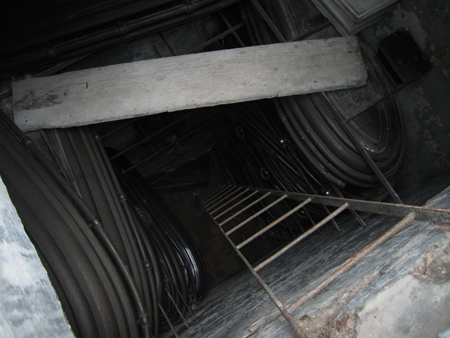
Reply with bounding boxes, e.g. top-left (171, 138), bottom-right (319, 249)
top-left (198, 183), bottom-right (450, 337)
